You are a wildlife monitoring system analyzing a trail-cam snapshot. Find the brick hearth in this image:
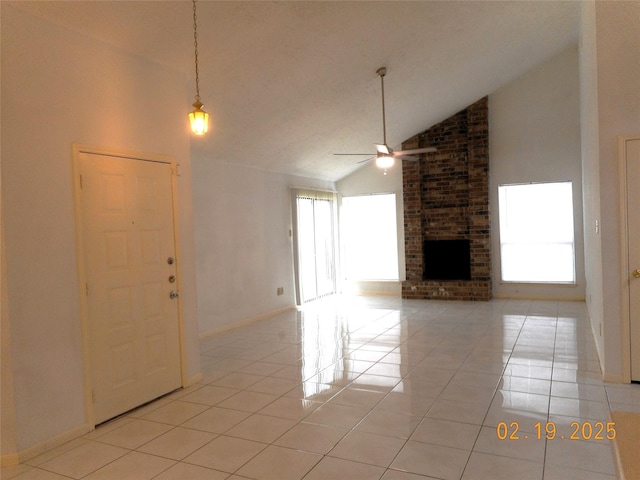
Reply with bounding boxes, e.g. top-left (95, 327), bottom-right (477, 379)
top-left (402, 97), bottom-right (491, 300)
